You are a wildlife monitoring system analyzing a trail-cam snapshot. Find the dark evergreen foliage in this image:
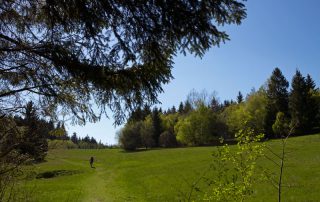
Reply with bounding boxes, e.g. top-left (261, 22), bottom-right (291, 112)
top-left (223, 100), bottom-right (234, 108)
top-left (82, 135), bottom-right (91, 143)
top-left (128, 105), bottom-right (152, 123)
top-left (289, 70), bottom-right (307, 134)
top-left (237, 91), bottom-right (244, 104)
top-left (265, 68), bottom-right (289, 138)
top-left (306, 74), bottom-right (316, 90)
top-left (184, 100), bottom-right (193, 114)
top-left (71, 132), bottom-right (79, 144)
top-left (152, 107), bottom-right (163, 147)
top-left (171, 106), bottom-right (177, 114)
top-left (0, 0), bottom-right (246, 125)
top-left (90, 137), bottom-right (97, 145)
top-left (289, 71), bottom-right (318, 134)
top-left (305, 74), bottom-right (319, 131)
top-left (210, 97), bottom-right (222, 112)
top-left (17, 102), bottom-right (48, 162)
top-left (178, 102), bottom-right (184, 114)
